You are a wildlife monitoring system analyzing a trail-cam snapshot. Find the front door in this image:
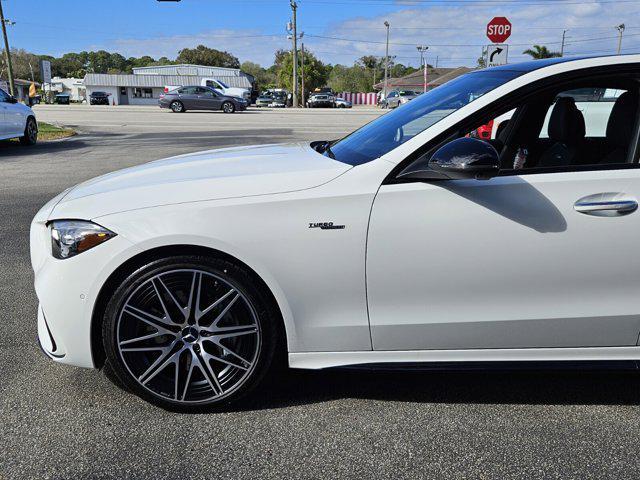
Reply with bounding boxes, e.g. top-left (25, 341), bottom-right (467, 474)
top-left (196, 87), bottom-right (222, 111)
top-left (119, 87), bottom-right (129, 105)
top-left (367, 79), bottom-right (640, 351)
